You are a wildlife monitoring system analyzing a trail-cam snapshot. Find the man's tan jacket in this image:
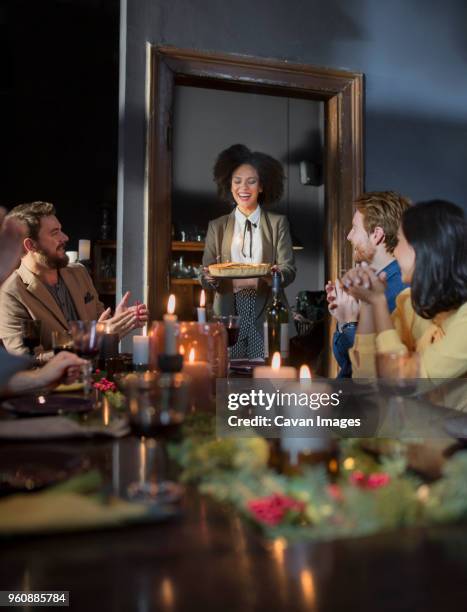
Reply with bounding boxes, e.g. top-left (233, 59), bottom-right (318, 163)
top-left (201, 209), bottom-right (296, 336)
top-left (0, 261), bottom-right (105, 354)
